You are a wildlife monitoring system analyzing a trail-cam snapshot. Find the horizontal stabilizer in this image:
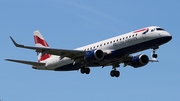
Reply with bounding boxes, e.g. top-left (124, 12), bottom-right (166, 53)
top-left (5, 59), bottom-right (45, 66)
